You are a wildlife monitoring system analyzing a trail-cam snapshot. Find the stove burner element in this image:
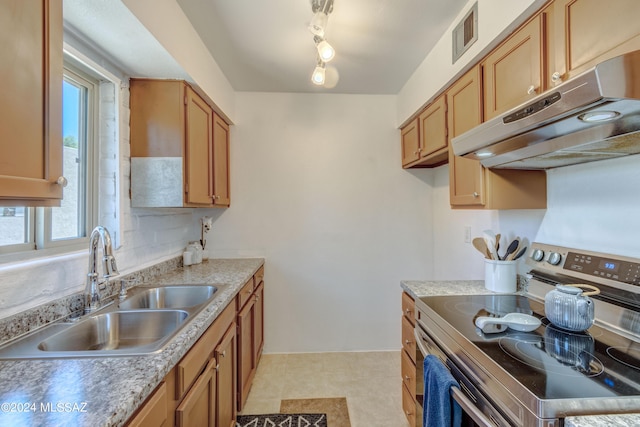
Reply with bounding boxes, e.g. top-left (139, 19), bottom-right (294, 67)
top-left (499, 328), bottom-right (604, 378)
top-left (607, 346), bottom-right (640, 371)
